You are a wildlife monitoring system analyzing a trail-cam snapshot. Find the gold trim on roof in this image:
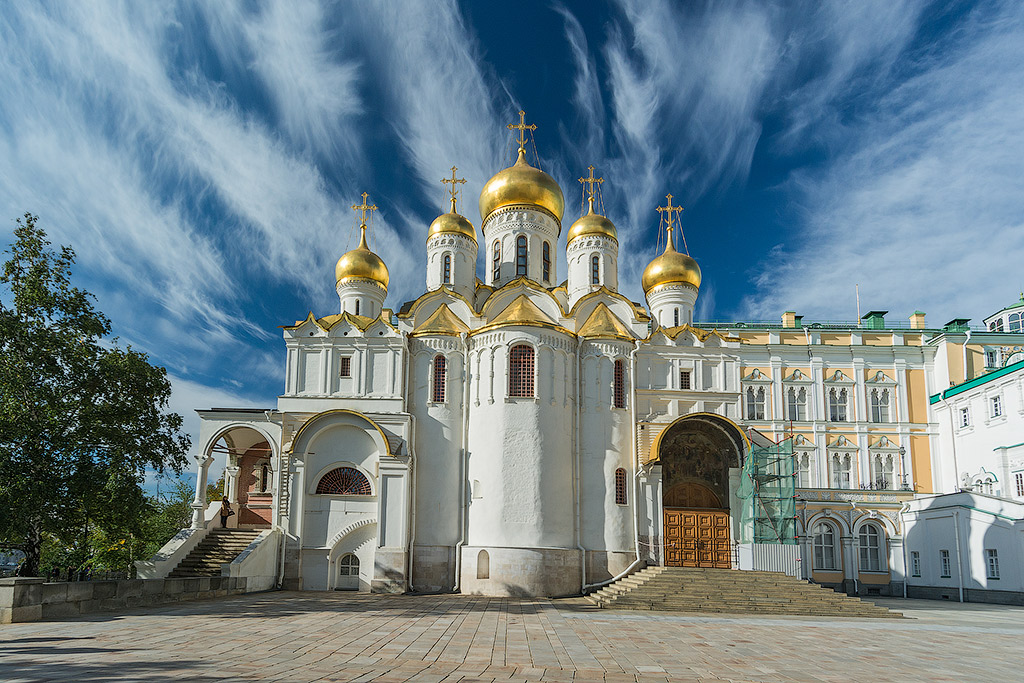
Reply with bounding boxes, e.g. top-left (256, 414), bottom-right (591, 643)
top-left (410, 303), bottom-right (470, 337)
top-left (396, 288), bottom-right (477, 320)
top-left (651, 324), bottom-right (741, 343)
top-left (578, 303), bottom-right (636, 340)
top-left (489, 294), bottom-right (556, 326)
top-left (567, 287), bottom-right (651, 322)
top-left (479, 276), bottom-right (570, 317)
top-left (281, 311), bottom-right (395, 333)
